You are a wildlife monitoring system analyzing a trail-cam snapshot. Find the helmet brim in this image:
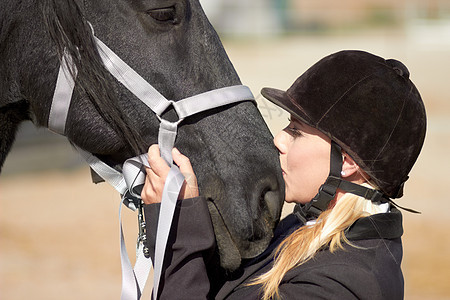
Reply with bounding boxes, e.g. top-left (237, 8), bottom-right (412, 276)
top-left (261, 87), bottom-right (312, 127)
